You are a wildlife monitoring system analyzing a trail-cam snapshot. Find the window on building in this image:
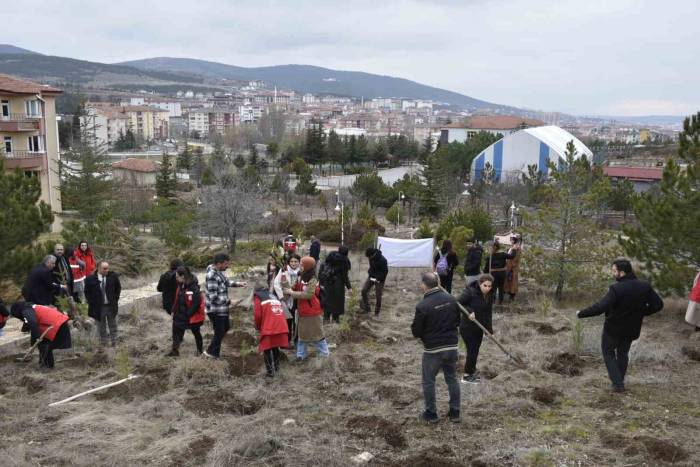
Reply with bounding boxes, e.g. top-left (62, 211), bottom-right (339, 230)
top-left (24, 170), bottom-right (38, 178)
top-left (28, 135), bottom-right (43, 152)
top-left (4, 136), bottom-right (12, 154)
top-left (25, 100), bottom-right (41, 117)
top-left (1, 100), bottom-right (9, 119)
